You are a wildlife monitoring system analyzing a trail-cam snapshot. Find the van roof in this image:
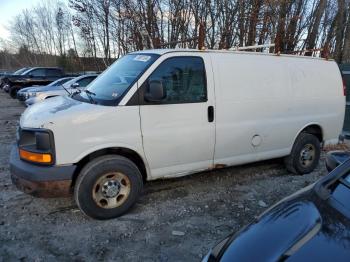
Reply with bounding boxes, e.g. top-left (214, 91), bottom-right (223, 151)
top-left (132, 48), bottom-right (333, 61)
